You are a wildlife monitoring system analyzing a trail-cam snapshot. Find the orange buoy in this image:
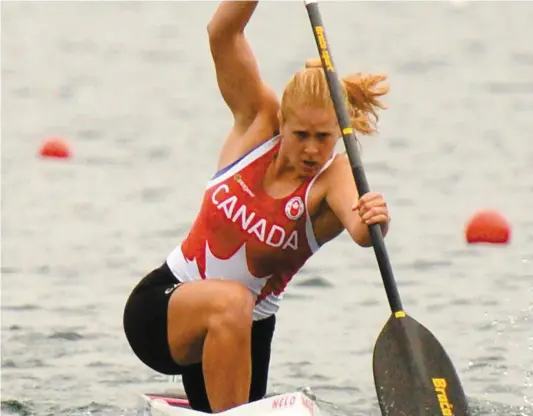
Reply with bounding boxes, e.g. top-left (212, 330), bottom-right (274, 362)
top-left (465, 210), bottom-right (511, 244)
top-left (39, 137), bottom-right (71, 159)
